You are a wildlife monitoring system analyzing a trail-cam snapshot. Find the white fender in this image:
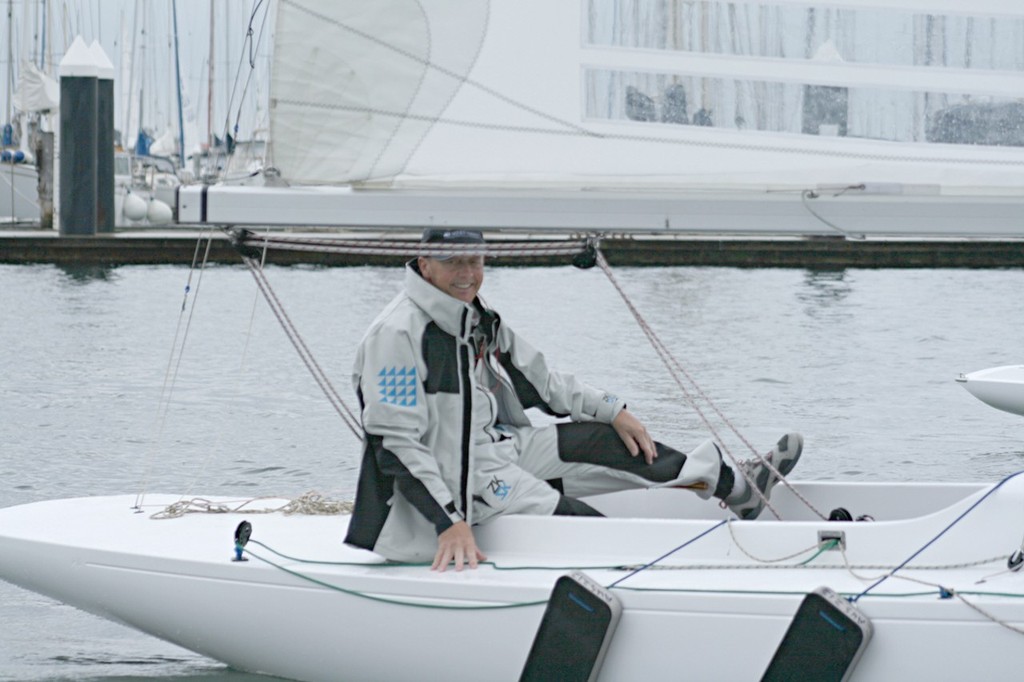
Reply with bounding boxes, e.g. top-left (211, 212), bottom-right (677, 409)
top-left (146, 198), bottom-right (173, 225)
top-left (122, 191), bottom-right (148, 221)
